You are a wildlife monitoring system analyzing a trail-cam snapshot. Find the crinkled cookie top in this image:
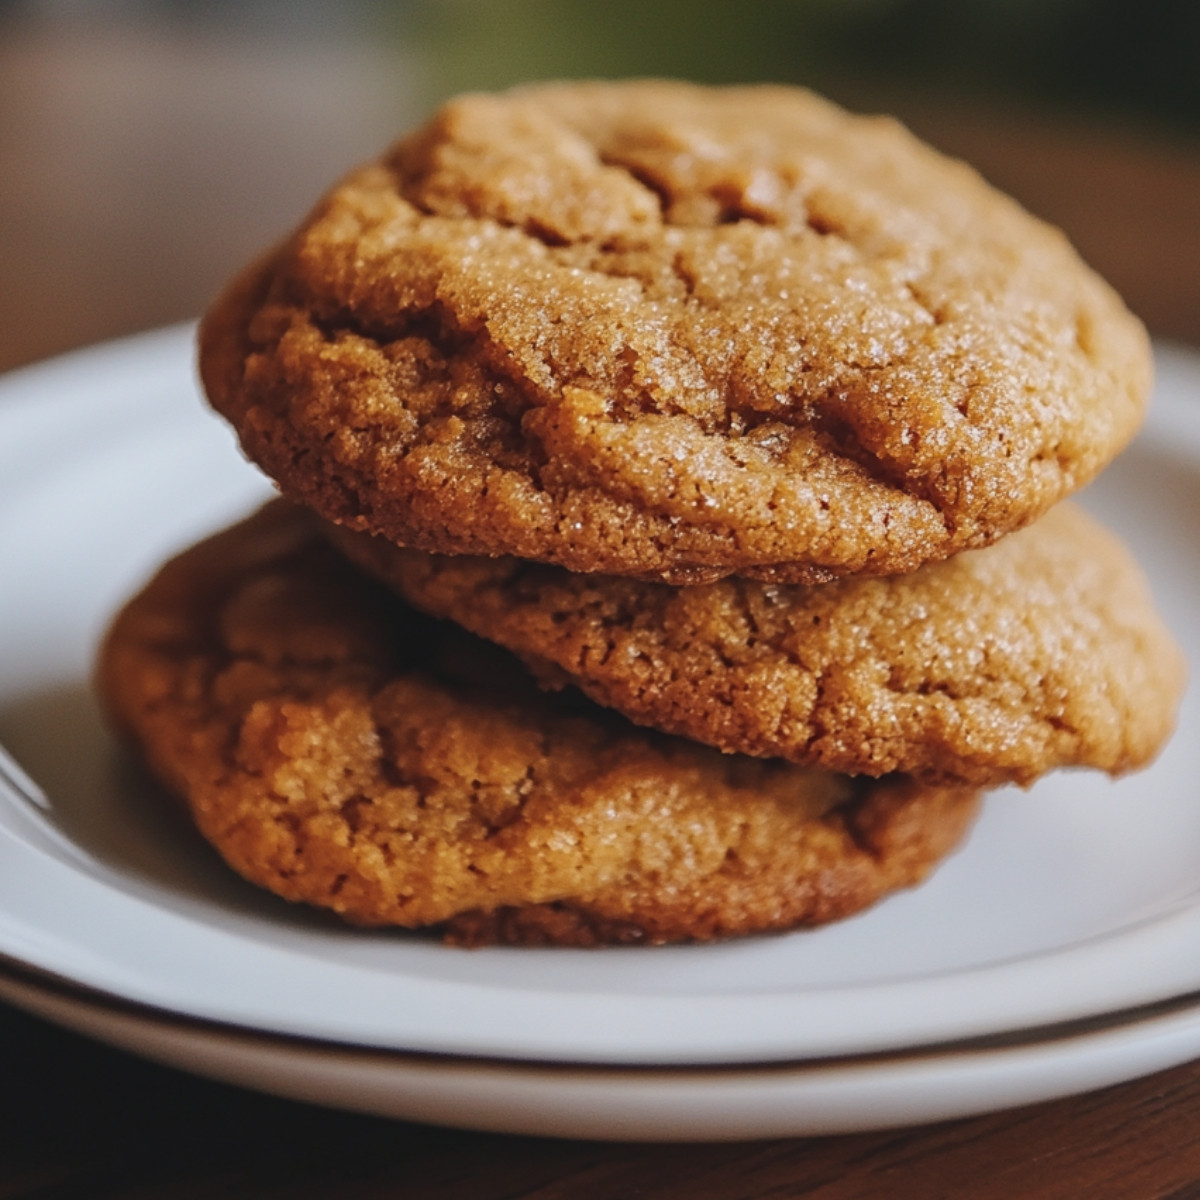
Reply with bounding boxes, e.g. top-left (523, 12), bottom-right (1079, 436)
top-left (201, 80), bottom-right (1151, 583)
